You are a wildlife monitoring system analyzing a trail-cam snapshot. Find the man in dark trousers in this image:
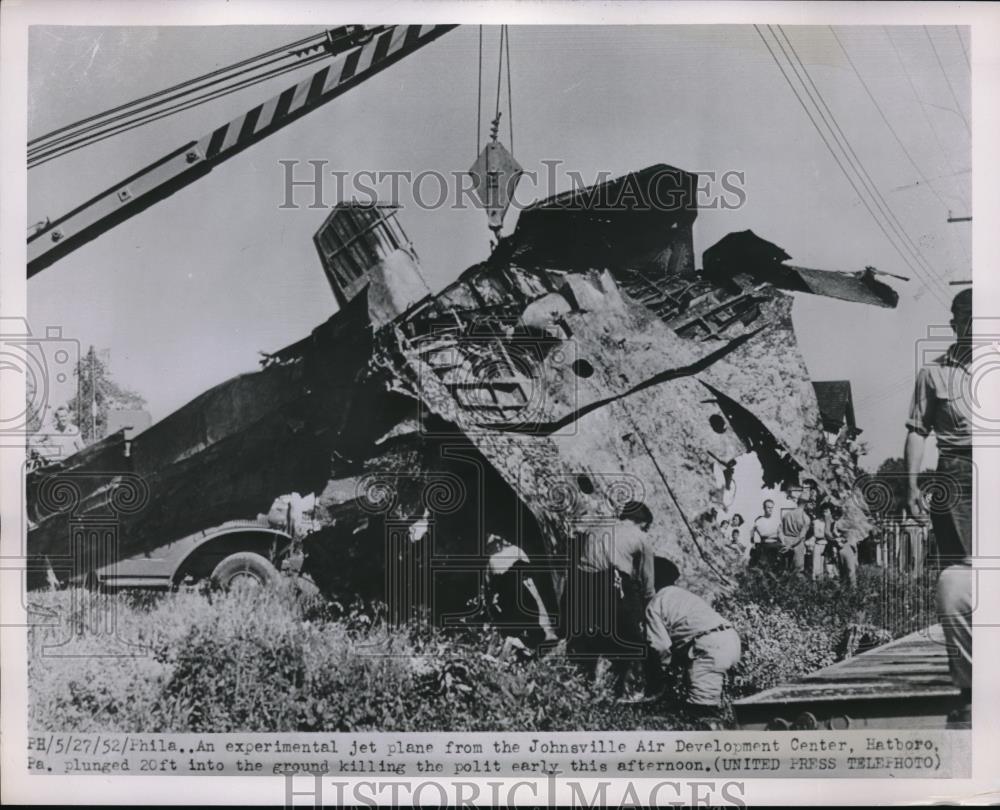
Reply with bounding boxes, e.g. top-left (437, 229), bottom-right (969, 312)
top-left (780, 494), bottom-right (813, 575)
top-left (565, 501), bottom-right (655, 696)
top-left (645, 557), bottom-right (741, 729)
top-left (904, 287), bottom-right (973, 728)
